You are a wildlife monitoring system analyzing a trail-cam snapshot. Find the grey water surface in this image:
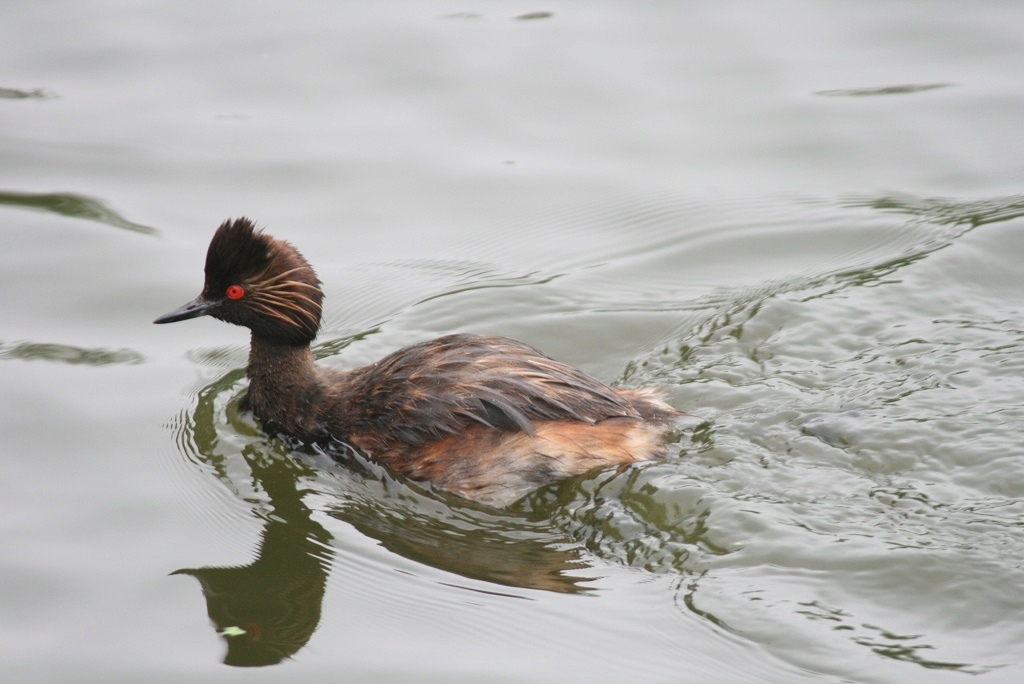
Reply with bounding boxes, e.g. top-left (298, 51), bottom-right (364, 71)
top-left (3, 2), bottom-right (1024, 682)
